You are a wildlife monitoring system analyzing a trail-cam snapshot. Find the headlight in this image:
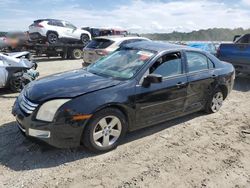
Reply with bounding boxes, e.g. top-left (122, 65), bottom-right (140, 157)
top-left (36, 99), bottom-right (70, 122)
